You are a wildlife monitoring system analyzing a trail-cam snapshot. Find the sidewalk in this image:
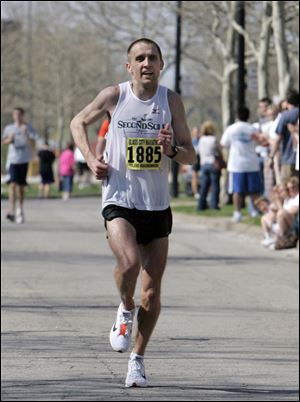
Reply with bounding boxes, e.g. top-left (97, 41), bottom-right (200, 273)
top-left (1, 198), bottom-right (299, 401)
